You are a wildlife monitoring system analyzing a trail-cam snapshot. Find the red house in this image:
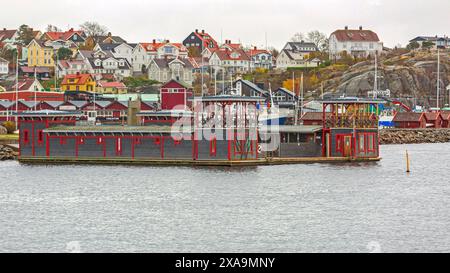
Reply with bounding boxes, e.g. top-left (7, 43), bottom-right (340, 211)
top-left (393, 112), bottom-right (426, 128)
top-left (424, 112), bottom-right (443, 128)
top-left (301, 112), bottom-right (332, 126)
top-left (160, 80), bottom-right (192, 110)
top-left (441, 112), bottom-right (450, 128)
top-left (105, 101), bottom-right (128, 119)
